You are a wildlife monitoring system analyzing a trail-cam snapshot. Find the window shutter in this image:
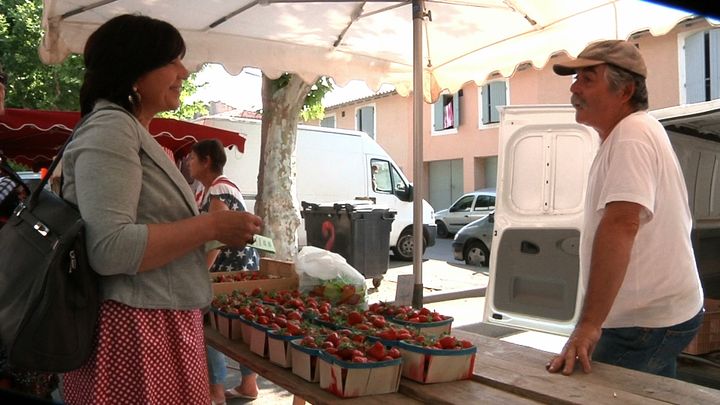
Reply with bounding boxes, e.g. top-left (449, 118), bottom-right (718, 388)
top-left (489, 81), bottom-right (506, 123)
top-left (453, 93), bottom-right (461, 127)
top-left (360, 106), bottom-right (375, 138)
top-left (481, 85), bottom-right (491, 125)
top-left (433, 99), bottom-right (444, 131)
top-left (685, 31), bottom-right (706, 103)
top-left (710, 29), bottom-right (720, 100)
